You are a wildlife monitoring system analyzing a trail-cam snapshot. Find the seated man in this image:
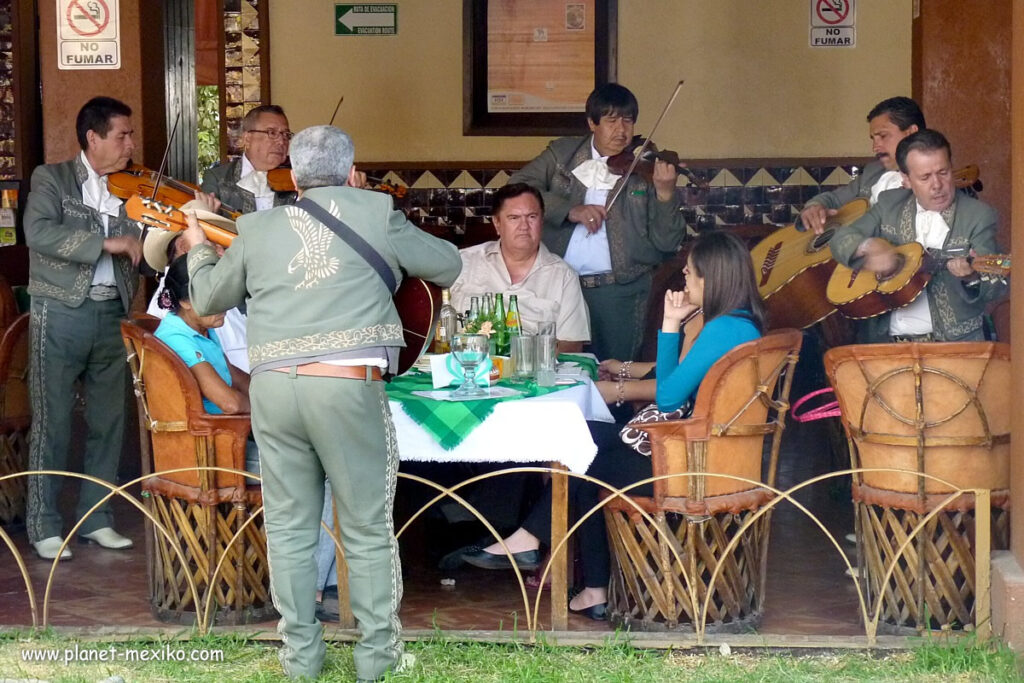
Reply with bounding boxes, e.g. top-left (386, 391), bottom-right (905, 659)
top-left (451, 182), bottom-right (590, 353)
top-left (829, 129), bottom-right (1007, 343)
